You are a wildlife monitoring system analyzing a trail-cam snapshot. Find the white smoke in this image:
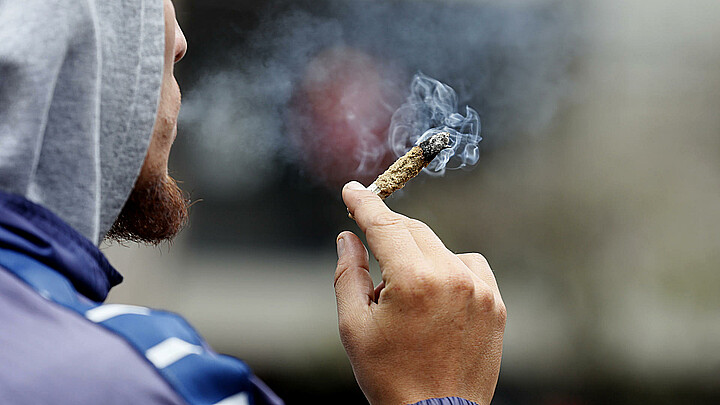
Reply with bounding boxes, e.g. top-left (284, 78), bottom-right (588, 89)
top-left (179, 0), bottom-right (578, 193)
top-left (391, 73), bottom-right (482, 176)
